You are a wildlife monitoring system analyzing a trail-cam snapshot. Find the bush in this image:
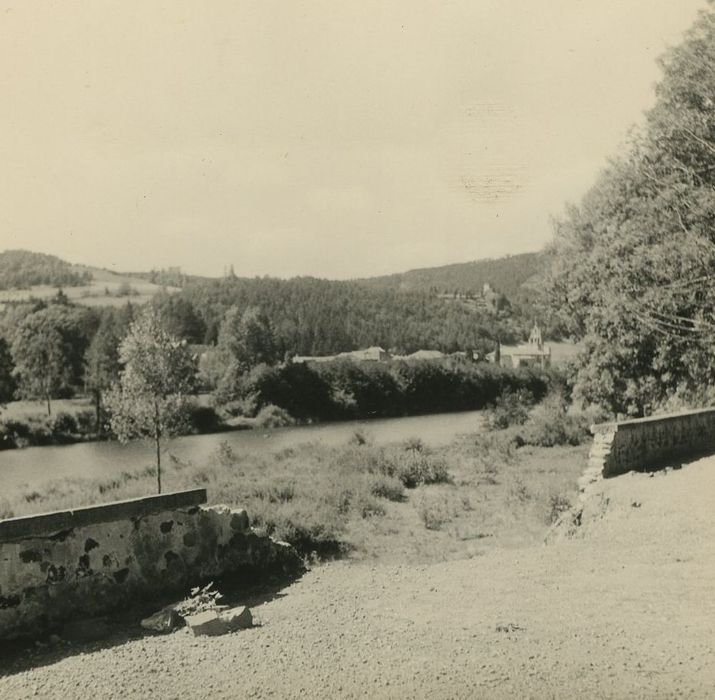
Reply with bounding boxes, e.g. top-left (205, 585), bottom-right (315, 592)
top-left (188, 404), bottom-right (222, 433)
top-left (358, 446), bottom-right (451, 488)
top-left (50, 411), bottom-right (78, 436)
top-left (392, 452), bottom-right (451, 488)
top-left (487, 389), bottom-right (534, 430)
top-left (416, 492), bottom-right (462, 530)
top-left (368, 473), bottom-right (405, 501)
top-left (254, 404), bottom-right (295, 429)
top-left (74, 409), bottom-right (98, 435)
top-left (520, 393), bottom-right (590, 447)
